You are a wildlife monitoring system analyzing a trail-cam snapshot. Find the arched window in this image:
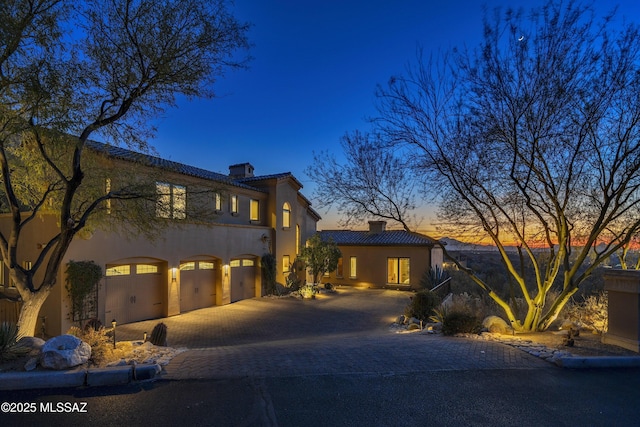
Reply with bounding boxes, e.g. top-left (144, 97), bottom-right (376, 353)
top-left (283, 202), bottom-right (291, 228)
